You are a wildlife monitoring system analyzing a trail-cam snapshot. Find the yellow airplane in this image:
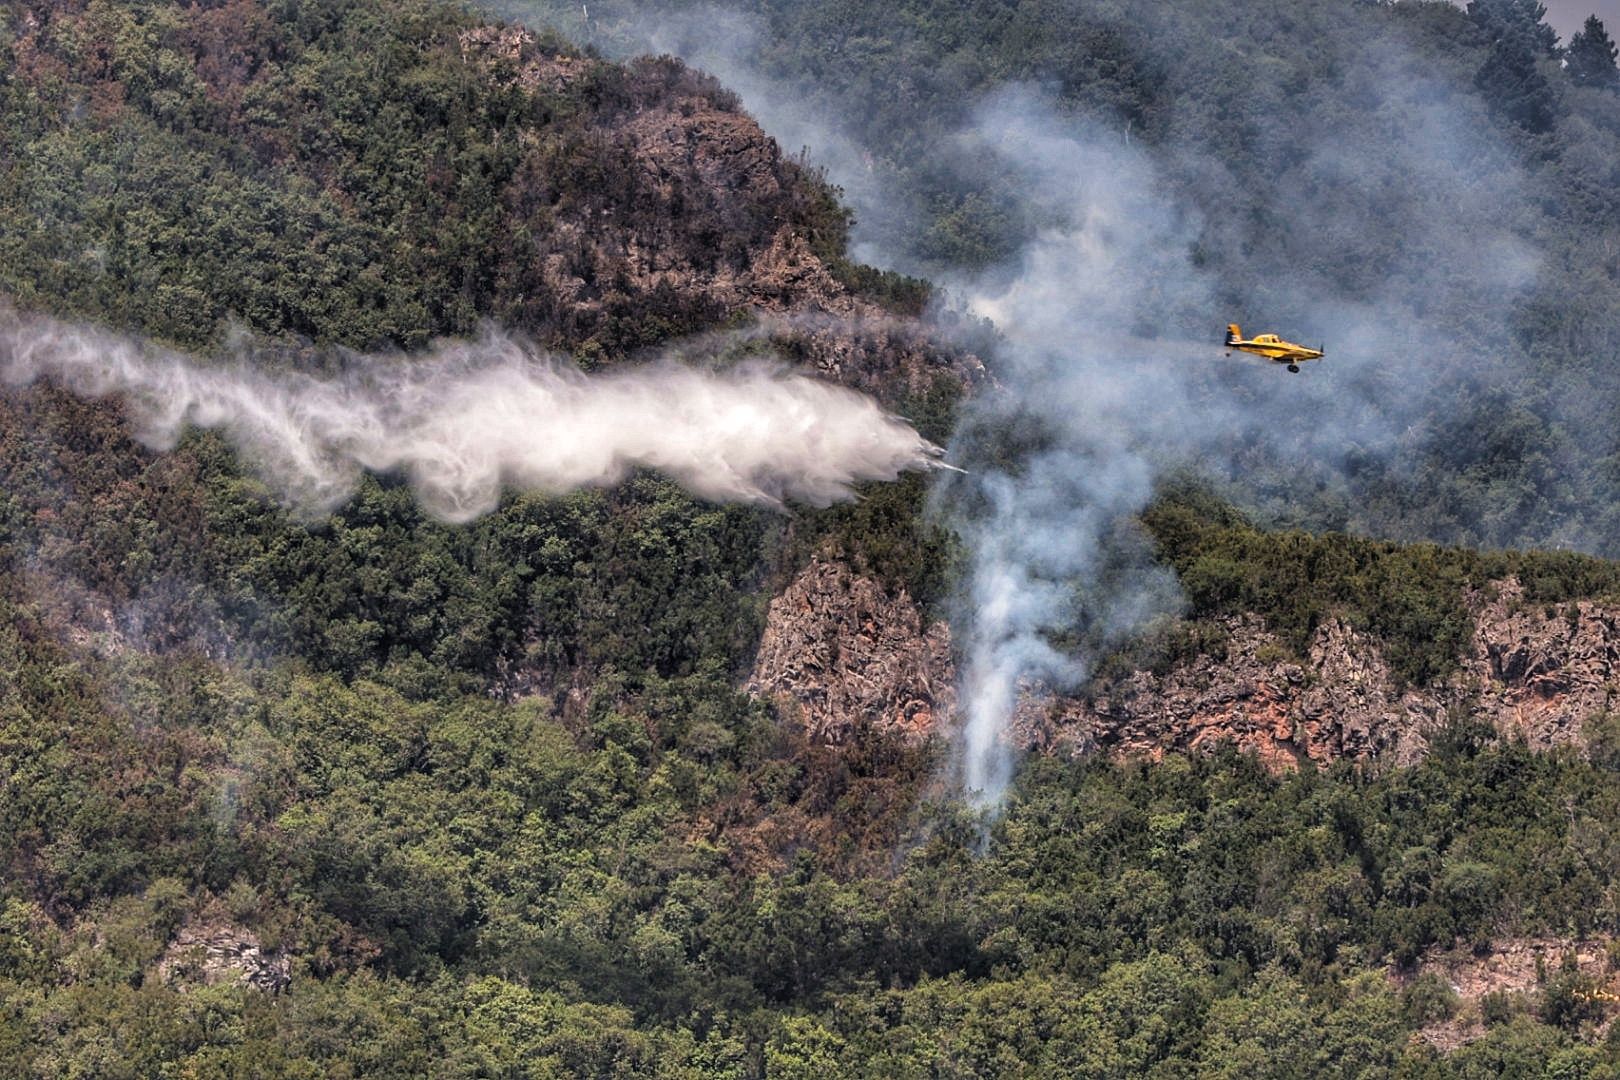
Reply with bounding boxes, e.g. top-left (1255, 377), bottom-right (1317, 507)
top-left (1224, 324), bottom-right (1324, 373)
